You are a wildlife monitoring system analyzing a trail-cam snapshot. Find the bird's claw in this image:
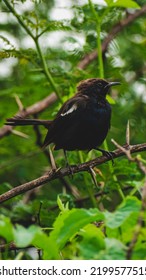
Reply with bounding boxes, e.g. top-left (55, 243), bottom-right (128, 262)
top-left (96, 148), bottom-right (115, 165)
top-left (102, 150), bottom-right (115, 165)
